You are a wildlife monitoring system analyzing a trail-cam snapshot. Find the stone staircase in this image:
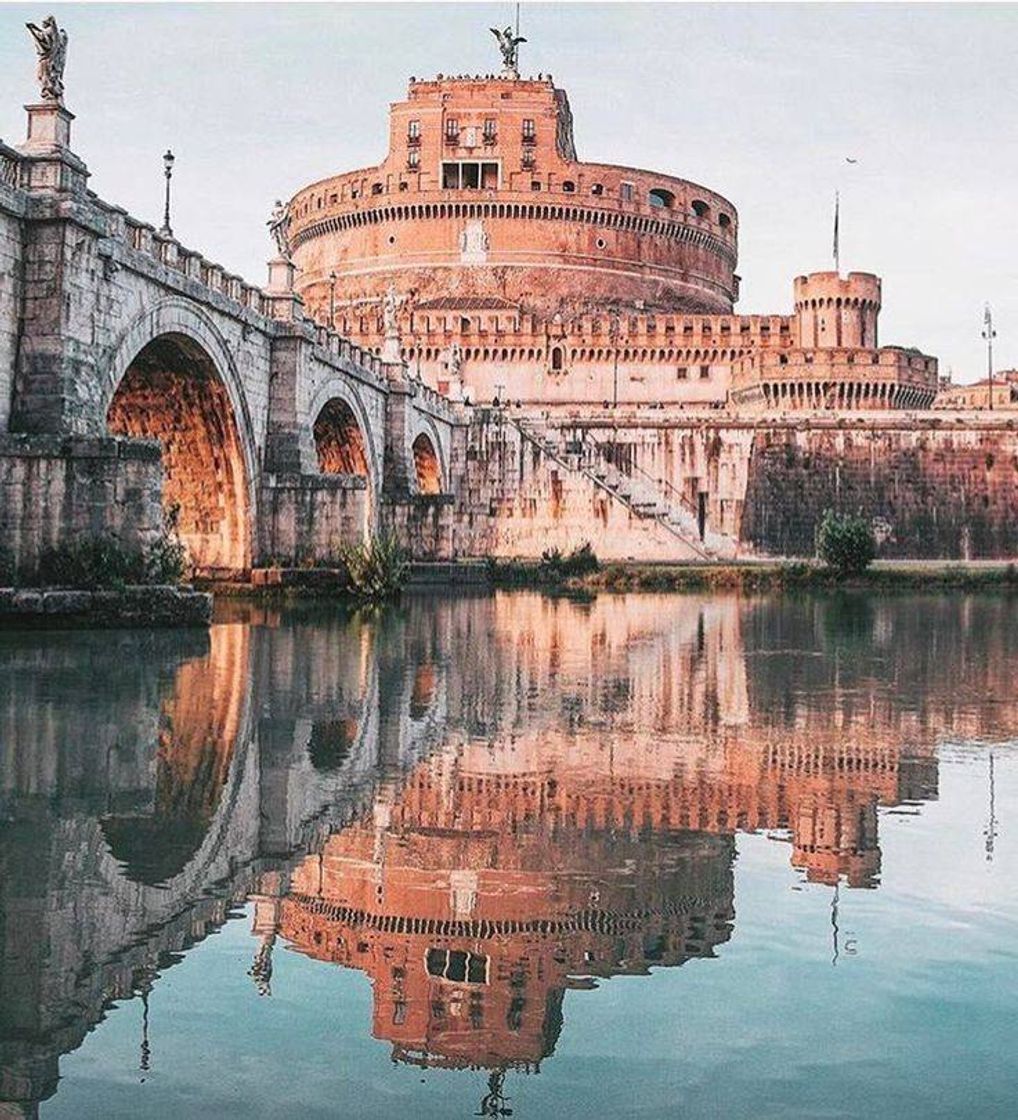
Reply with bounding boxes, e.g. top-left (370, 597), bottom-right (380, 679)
top-left (510, 417), bottom-right (737, 561)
